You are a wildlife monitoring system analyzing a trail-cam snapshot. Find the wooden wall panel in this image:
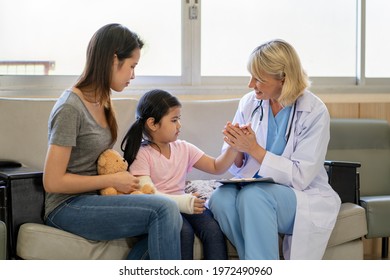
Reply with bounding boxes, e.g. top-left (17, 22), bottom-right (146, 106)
top-left (359, 103), bottom-right (390, 124)
top-left (324, 103), bottom-right (359, 119)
